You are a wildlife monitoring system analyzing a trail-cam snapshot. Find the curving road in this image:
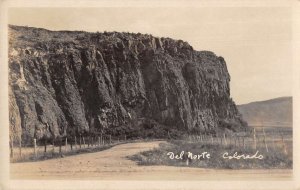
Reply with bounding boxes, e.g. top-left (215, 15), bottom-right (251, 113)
top-left (10, 141), bottom-right (292, 180)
